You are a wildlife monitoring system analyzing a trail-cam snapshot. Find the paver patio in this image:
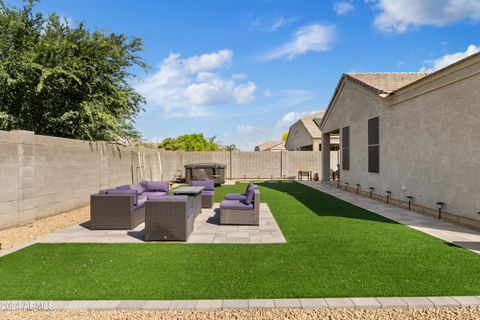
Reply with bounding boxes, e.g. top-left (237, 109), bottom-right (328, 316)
top-left (34, 203), bottom-right (285, 245)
